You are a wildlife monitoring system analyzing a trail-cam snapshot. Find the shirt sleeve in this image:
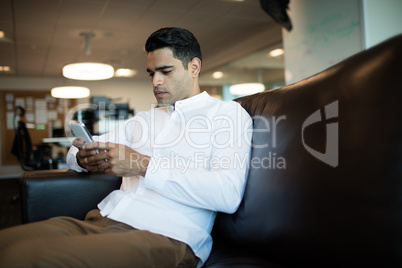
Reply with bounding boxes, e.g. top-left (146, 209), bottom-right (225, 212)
top-left (144, 108), bottom-right (253, 214)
